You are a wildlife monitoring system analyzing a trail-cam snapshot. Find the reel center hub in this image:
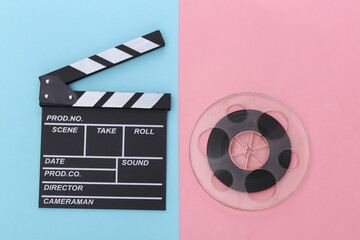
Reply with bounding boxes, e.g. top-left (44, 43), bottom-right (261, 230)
top-left (229, 130), bottom-right (269, 170)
